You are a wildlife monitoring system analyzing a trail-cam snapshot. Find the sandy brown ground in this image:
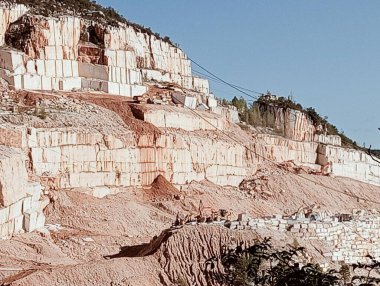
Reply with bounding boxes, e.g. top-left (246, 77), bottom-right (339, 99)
top-left (0, 170), bottom-right (379, 285)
